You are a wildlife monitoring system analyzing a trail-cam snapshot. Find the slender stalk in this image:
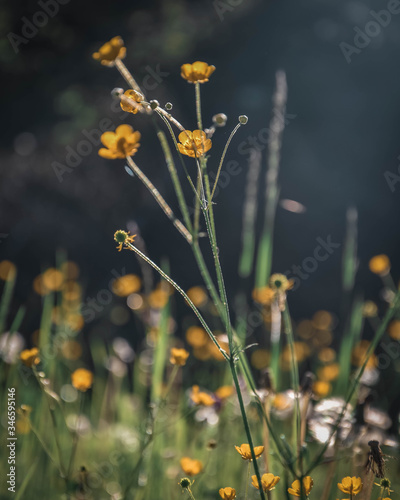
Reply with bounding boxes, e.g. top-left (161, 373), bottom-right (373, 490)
top-left (210, 123), bottom-right (241, 200)
top-left (195, 82), bottom-right (202, 130)
top-left (66, 391), bottom-right (84, 479)
top-left (125, 242), bottom-right (229, 361)
top-left (114, 59), bottom-right (144, 96)
top-left (125, 156), bottom-right (192, 243)
top-left (245, 461), bottom-right (251, 500)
